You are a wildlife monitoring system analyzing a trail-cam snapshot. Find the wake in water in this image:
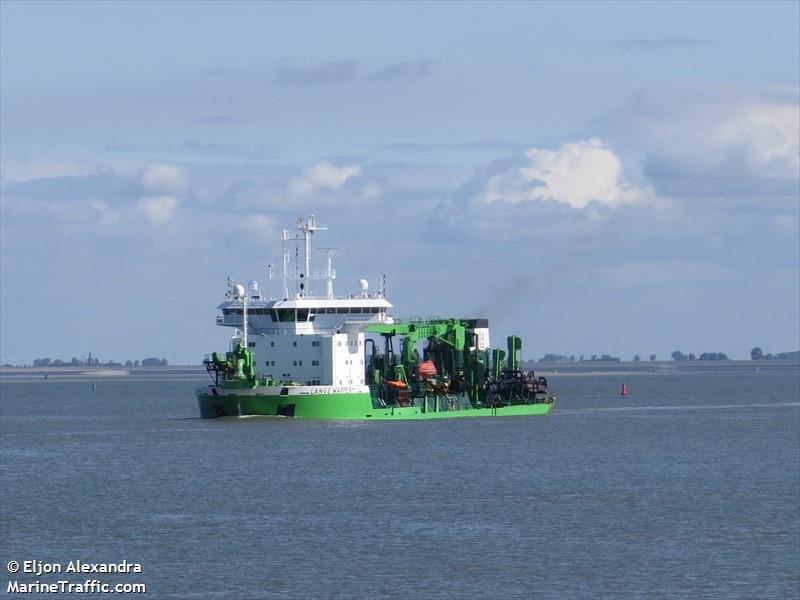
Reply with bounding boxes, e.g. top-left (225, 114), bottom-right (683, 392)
top-left (559, 402), bottom-right (800, 414)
